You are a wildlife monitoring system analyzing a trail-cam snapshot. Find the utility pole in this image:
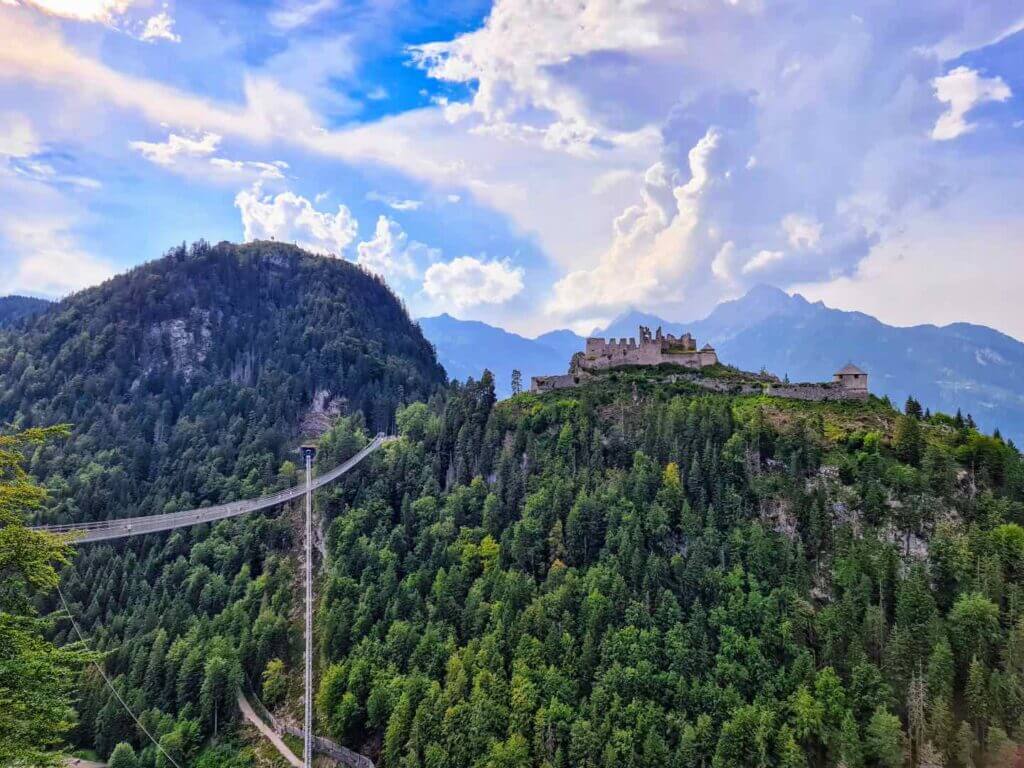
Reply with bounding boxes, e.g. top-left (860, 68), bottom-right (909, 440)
top-left (300, 444), bottom-right (317, 768)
